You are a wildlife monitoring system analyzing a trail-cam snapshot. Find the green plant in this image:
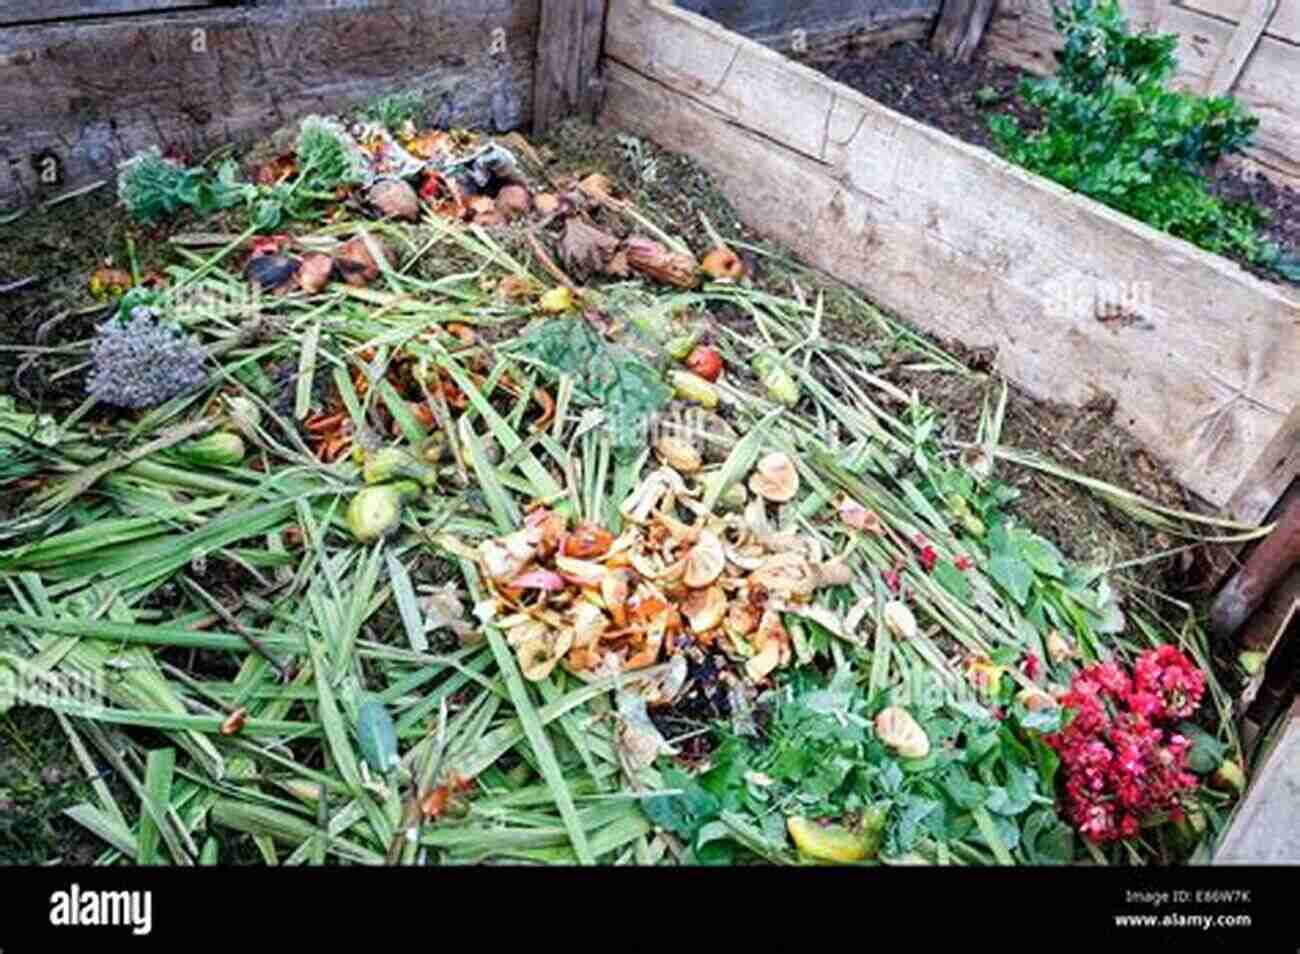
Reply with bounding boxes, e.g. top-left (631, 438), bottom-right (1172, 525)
top-left (117, 150), bottom-right (246, 225)
top-left (641, 669), bottom-right (1076, 865)
top-left (511, 317), bottom-right (673, 460)
top-left (359, 90), bottom-right (425, 132)
top-left (988, 0), bottom-right (1281, 267)
top-left (245, 116), bottom-right (372, 231)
